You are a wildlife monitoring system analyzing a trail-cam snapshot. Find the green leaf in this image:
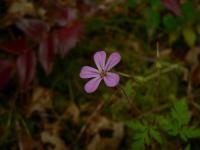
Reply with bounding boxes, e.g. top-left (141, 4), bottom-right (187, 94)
top-left (127, 0), bottom-right (137, 8)
top-left (197, 24), bottom-right (200, 34)
top-left (126, 121), bottom-right (147, 131)
top-left (182, 126), bottom-right (200, 140)
top-left (146, 9), bottom-right (160, 29)
top-left (185, 144), bottom-right (191, 150)
top-left (150, 127), bottom-right (163, 144)
top-left (183, 27), bottom-right (196, 47)
top-left (163, 15), bottom-right (178, 32)
top-left (171, 99), bottom-right (190, 126)
top-left (159, 117), bottom-right (179, 136)
top-left (181, 2), bottom-right (196, 19)
top-left (124, 81), bottom-right (133, 97)
top-left (149, 0), bottom-right (162, 10)
top-left (132, 140), bottom-right (145, 150)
